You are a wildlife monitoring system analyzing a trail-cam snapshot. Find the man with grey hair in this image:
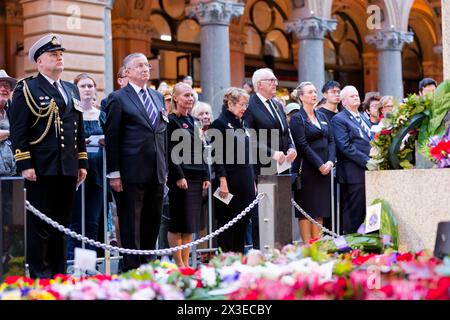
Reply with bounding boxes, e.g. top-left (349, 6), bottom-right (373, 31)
top-left (244, 68), bottom-right (297, 248)
top-left (105, 52), bottom-right (168, 271)
top-left (332, 85), bottom-right (371, 234)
